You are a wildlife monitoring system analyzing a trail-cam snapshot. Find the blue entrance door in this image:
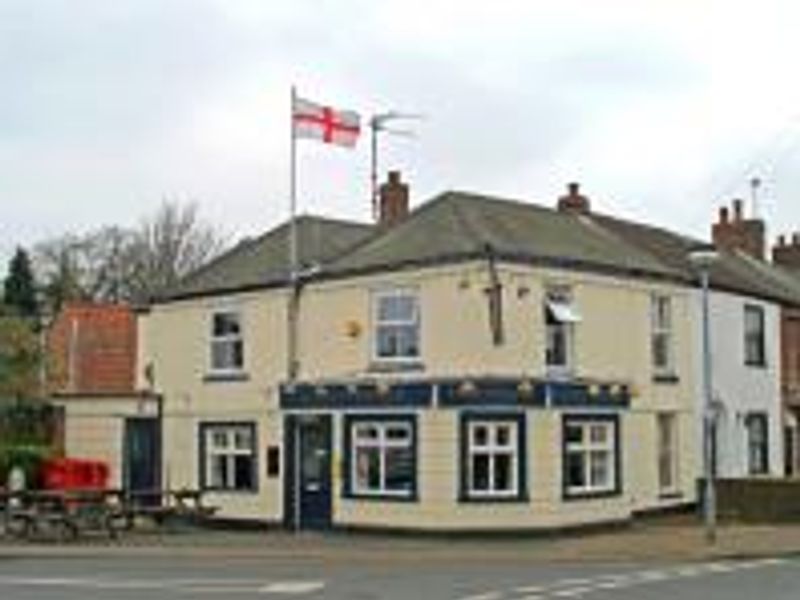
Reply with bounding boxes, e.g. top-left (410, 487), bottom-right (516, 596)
top-left (285, 415), bottom-right (332, 529)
